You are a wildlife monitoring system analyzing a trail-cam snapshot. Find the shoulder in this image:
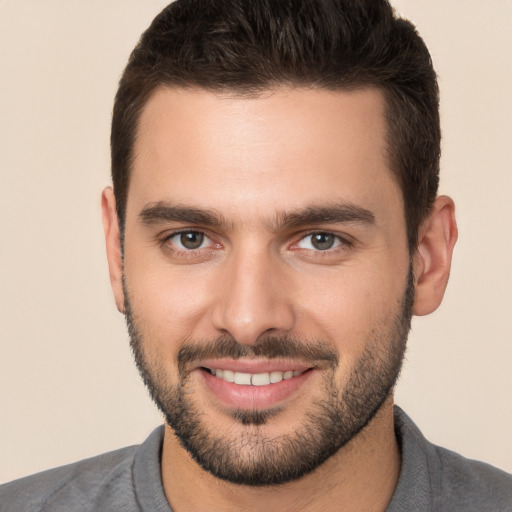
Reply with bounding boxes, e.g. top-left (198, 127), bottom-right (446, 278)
top-left (392, 406), bottom-right (512, 512)
top-left (0, 444), bottom-right (138, 512)
top-left (431, 444), bottom-right (512, 511)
